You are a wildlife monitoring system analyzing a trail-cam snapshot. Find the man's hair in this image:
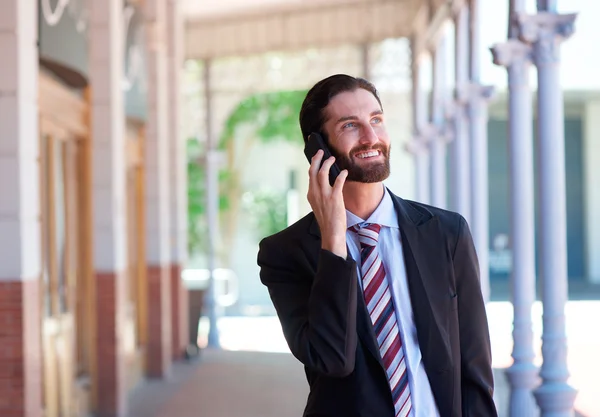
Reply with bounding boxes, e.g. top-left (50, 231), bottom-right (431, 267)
top-left (299, 74), bottom-right (382, 143)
